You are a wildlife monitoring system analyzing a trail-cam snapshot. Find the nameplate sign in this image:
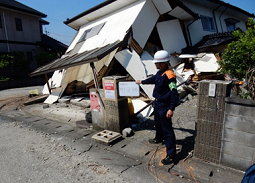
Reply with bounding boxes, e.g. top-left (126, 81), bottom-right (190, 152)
top-left (118, 82), bottom-right (140, 97)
